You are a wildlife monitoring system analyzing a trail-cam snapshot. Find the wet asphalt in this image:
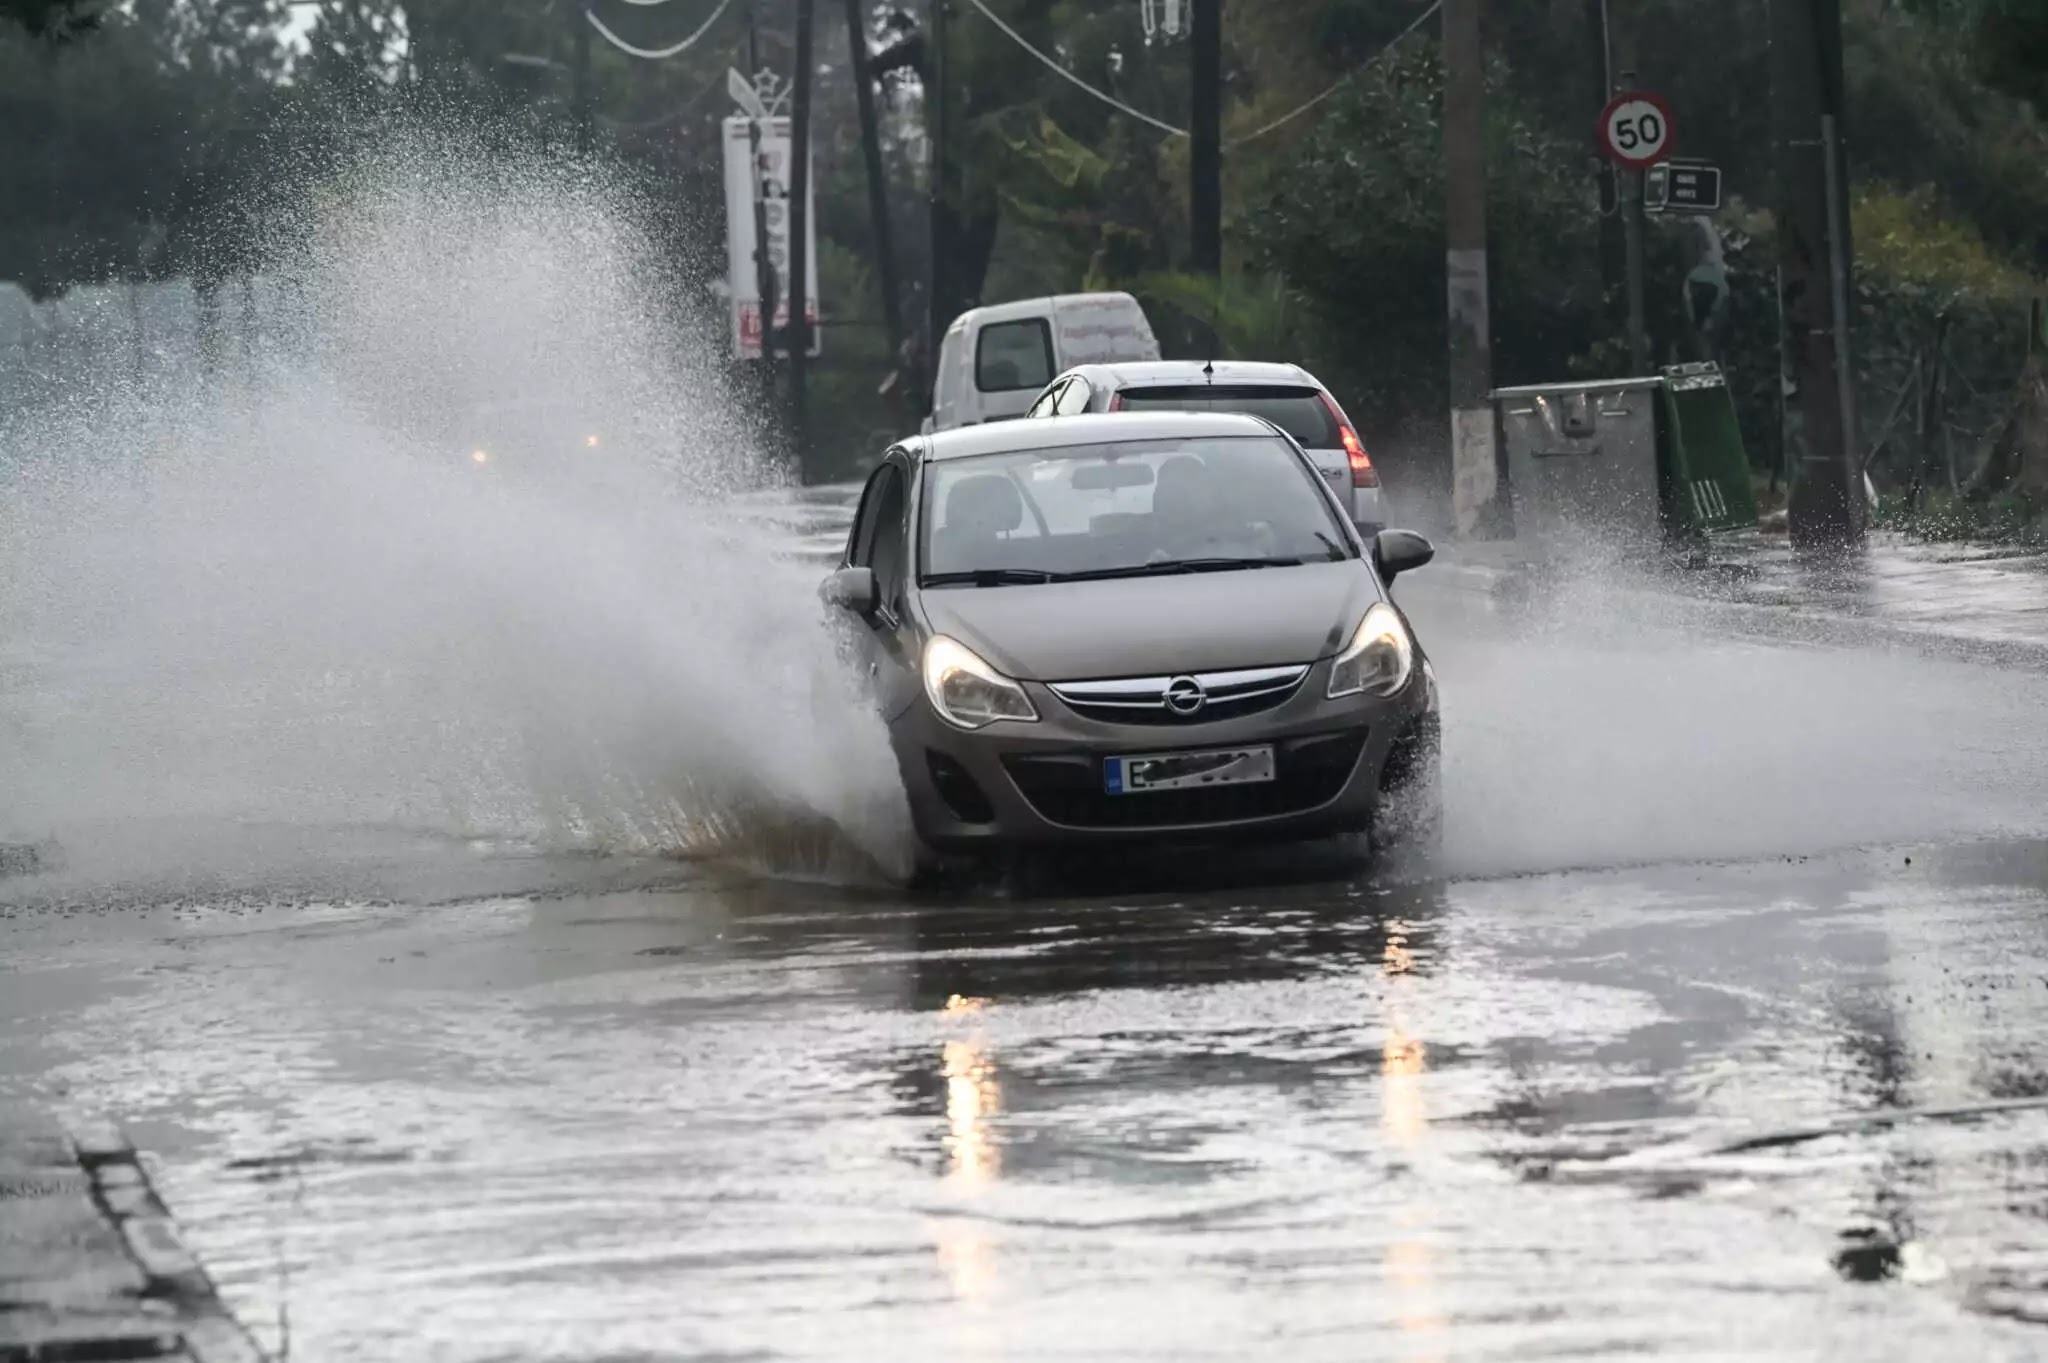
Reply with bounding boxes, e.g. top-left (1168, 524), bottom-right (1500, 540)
top-left (8, 527), bottom-right (2048, 1360)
